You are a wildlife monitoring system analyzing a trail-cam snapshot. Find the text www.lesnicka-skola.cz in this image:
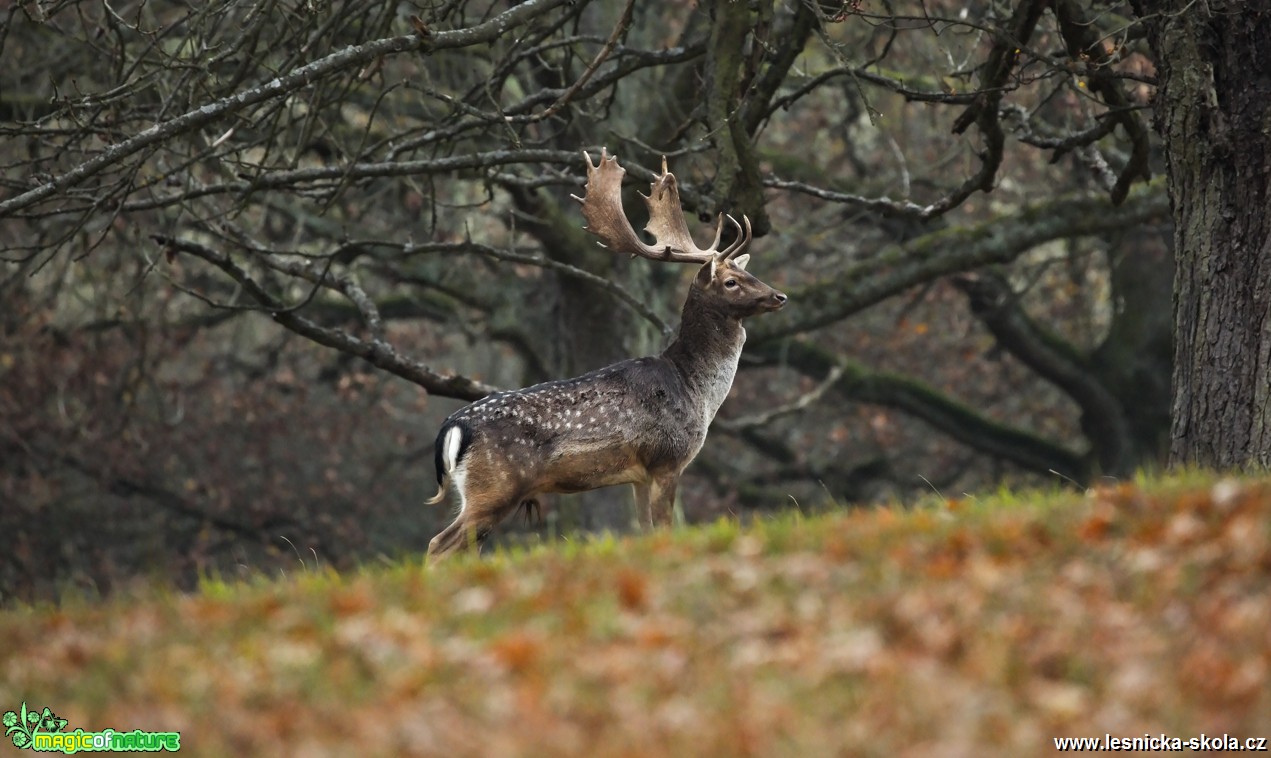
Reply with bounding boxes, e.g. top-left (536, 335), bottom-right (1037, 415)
top-left (1054, 734), bottom-right (1267, 752)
